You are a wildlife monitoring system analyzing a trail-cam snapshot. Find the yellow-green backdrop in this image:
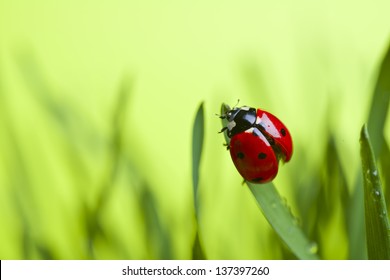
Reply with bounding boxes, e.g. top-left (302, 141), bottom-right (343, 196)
top-left (1, 0), bottom-right (390, 259)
